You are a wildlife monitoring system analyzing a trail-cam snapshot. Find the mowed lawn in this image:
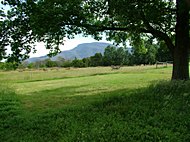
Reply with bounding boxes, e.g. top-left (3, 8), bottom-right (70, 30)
top-left (2, 65), bottom-right (190, 141)
top-left (1, 66), bottom-right (171, 111)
